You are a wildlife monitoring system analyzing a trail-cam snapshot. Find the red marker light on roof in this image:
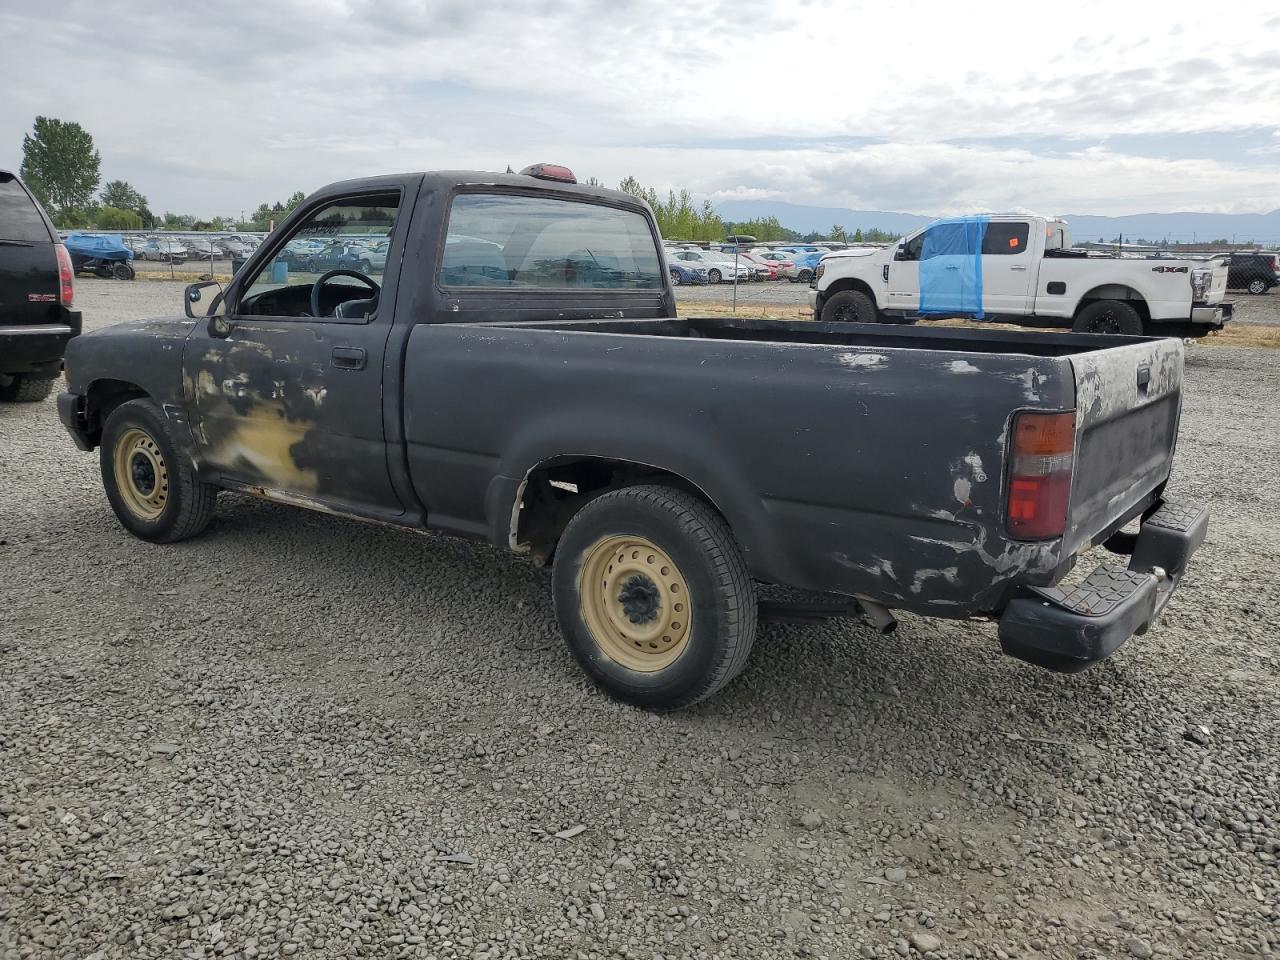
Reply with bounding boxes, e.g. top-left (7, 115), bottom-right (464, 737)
top-left (519, 163), bottom-right (577, 184)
